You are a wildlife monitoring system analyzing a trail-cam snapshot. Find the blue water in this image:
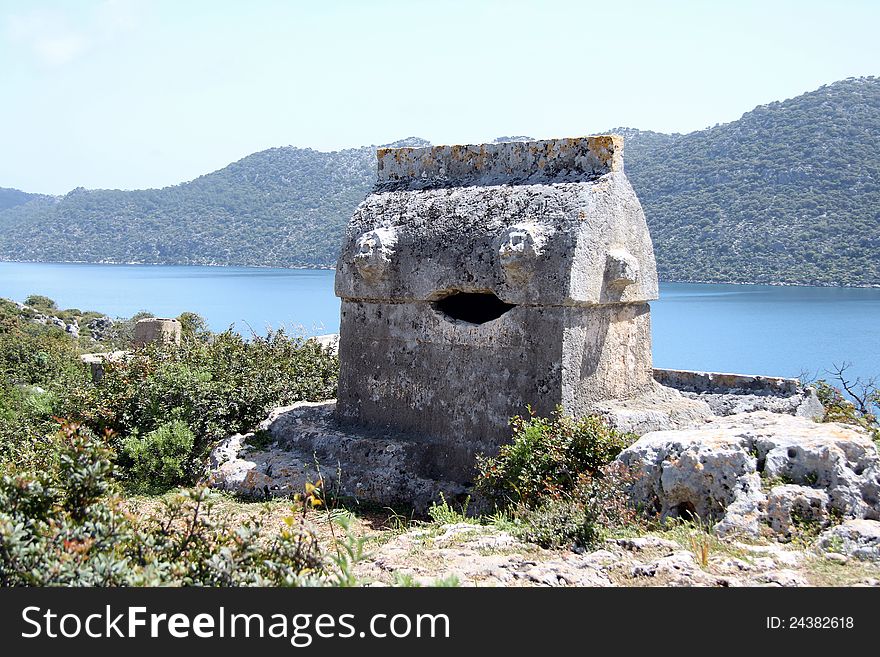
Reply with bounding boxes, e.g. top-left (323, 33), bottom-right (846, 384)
top-left (2, 262), bottom-right (879, 383)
